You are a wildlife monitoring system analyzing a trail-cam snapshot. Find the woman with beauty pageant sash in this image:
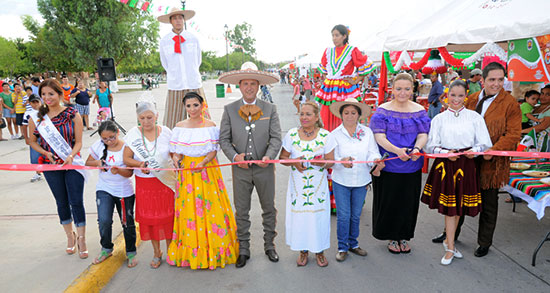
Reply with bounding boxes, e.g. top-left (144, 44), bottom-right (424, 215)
top-left (28, 79), bottom-right (89, 259)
